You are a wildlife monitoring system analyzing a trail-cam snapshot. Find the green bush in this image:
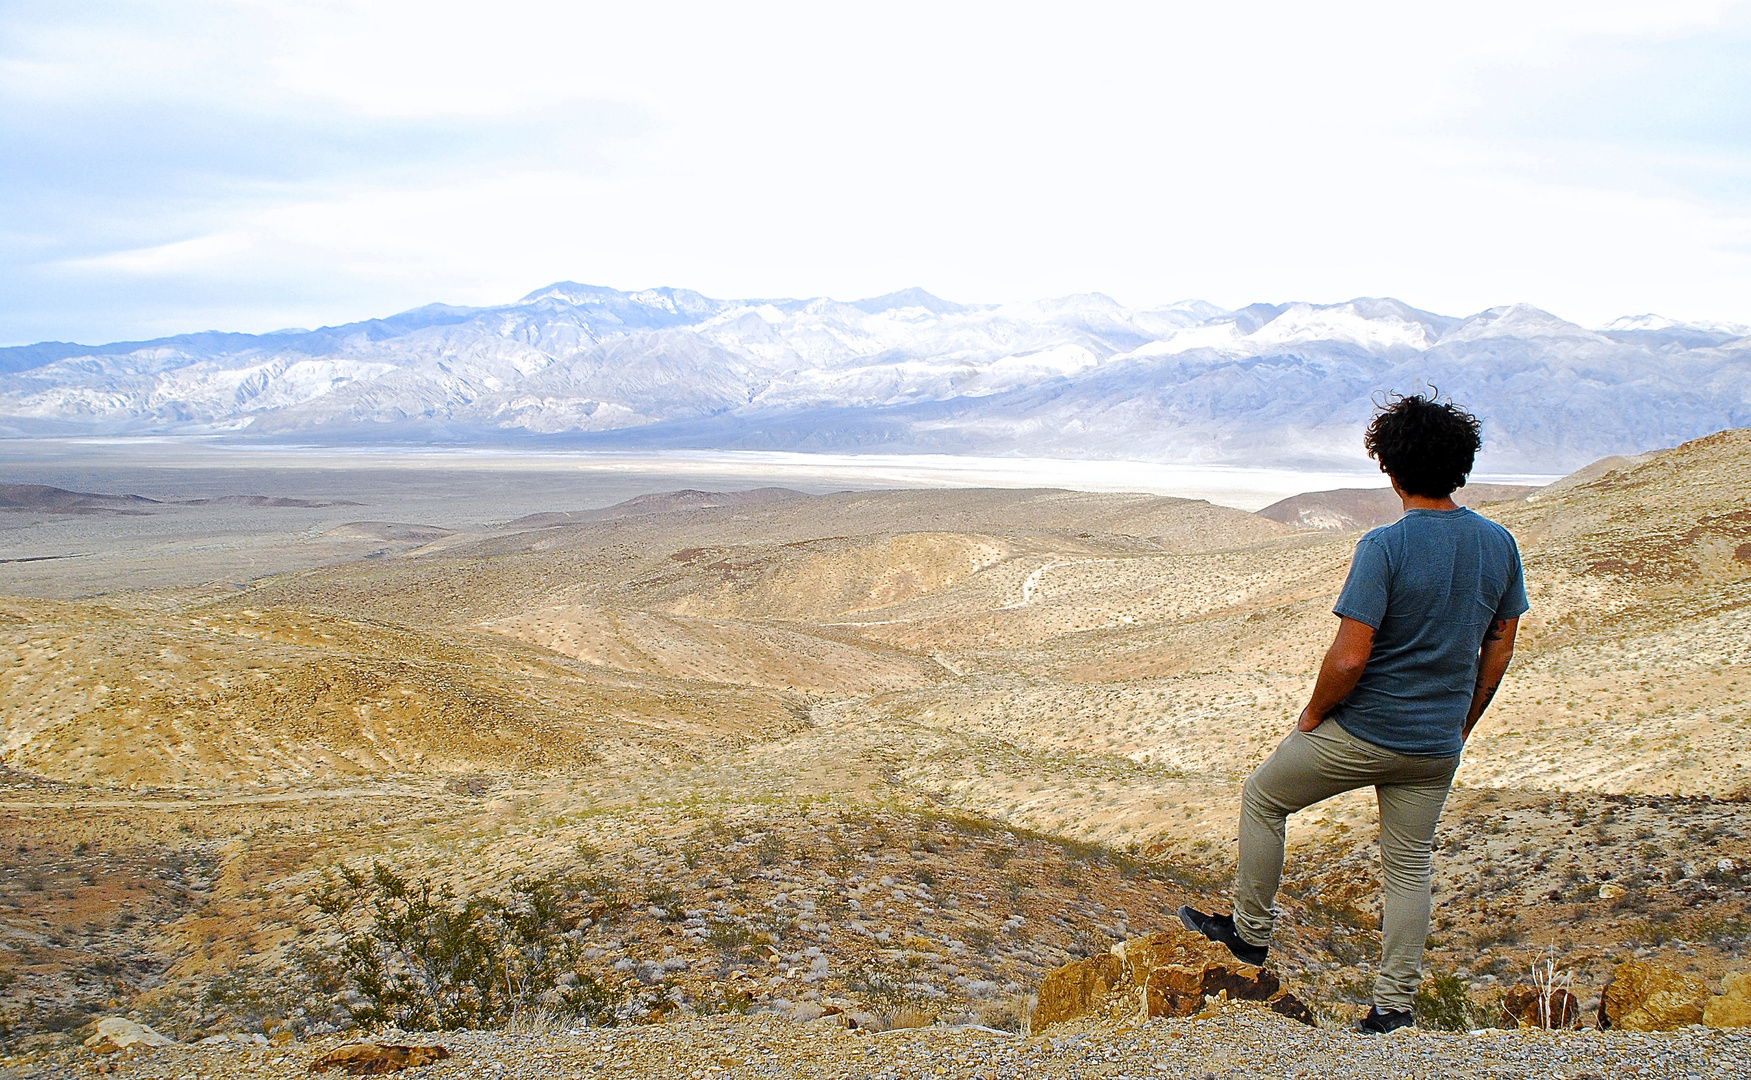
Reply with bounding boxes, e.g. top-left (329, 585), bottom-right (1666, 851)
top-left (1414, 970), bottom-right (1472, 1031)
top-left (310, 863), bottom-right (616, 1030)
top-left (705, 920), bottom-right (769, 956)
